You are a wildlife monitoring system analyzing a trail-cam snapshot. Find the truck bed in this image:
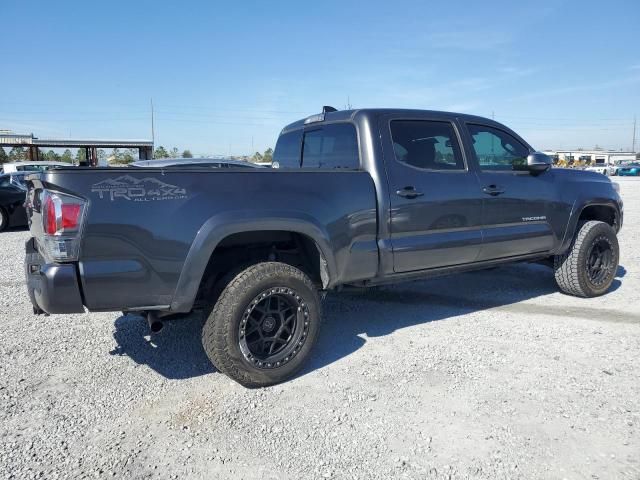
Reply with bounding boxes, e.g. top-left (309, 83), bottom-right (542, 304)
top-left (28, 168), bottom-right (378, 311)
